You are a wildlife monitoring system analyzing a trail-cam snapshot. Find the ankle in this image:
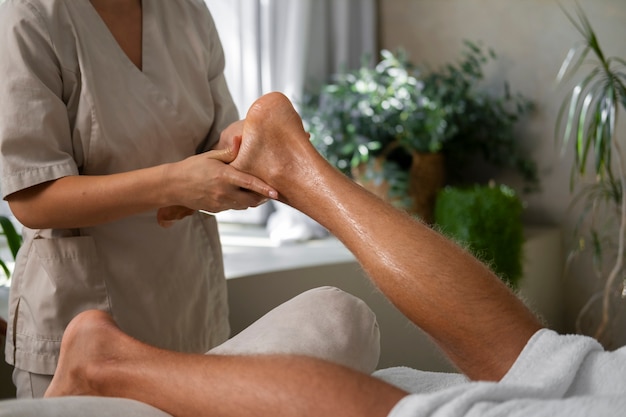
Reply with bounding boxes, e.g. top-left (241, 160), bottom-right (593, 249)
top-left (81, 354), bottom-right (124, 396)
